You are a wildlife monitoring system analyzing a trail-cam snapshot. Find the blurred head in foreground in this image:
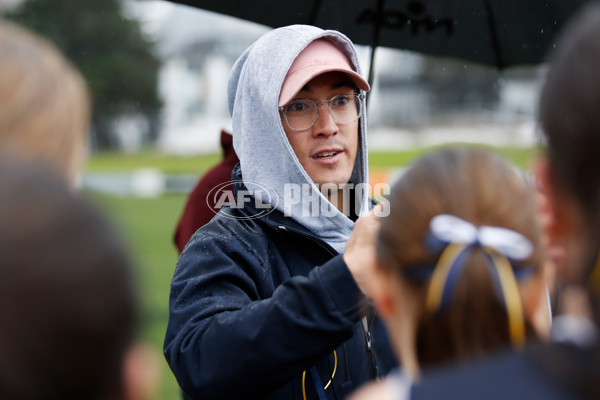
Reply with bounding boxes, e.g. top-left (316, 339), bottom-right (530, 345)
top-left (0, 19), bottom-right (90, 187)
top-left (537, 2), bottom-right (600, 296)
top-left (374, 147), bottom-right (550, 377)
top-left (0, 159), bottom-right (139, 399)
